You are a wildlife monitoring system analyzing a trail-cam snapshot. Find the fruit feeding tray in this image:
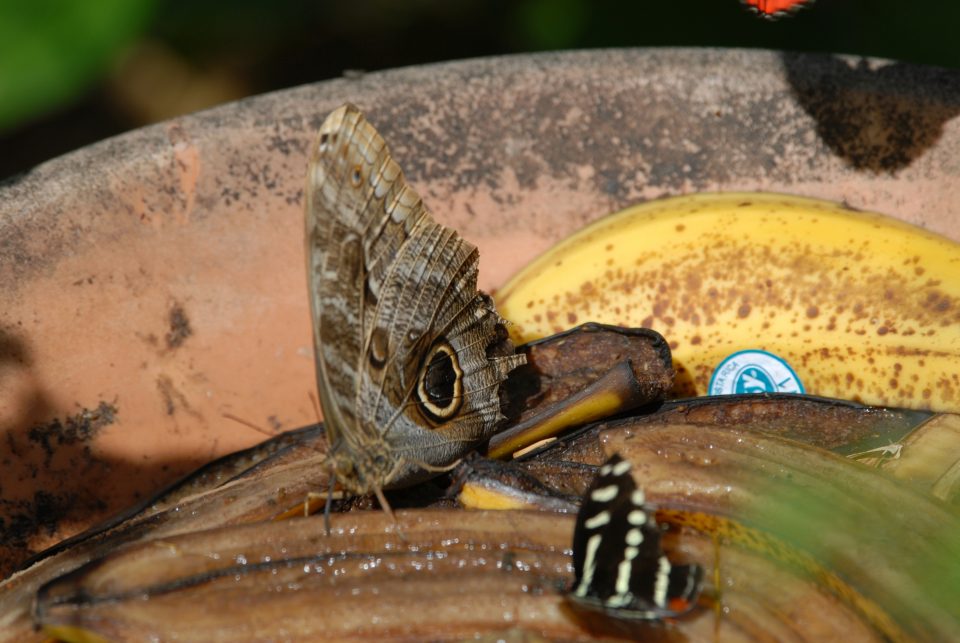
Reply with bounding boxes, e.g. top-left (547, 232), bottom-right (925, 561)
top-left (1, 47), bottom-right (959, 579)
